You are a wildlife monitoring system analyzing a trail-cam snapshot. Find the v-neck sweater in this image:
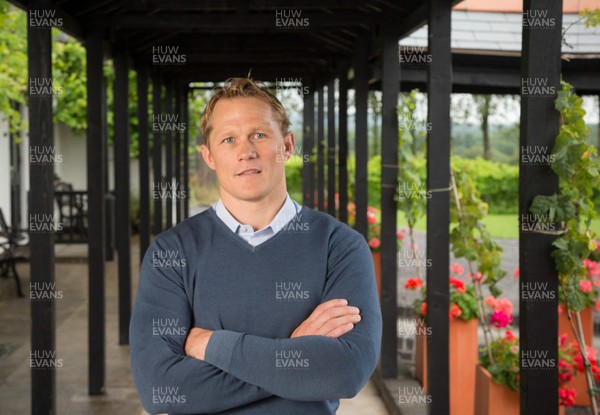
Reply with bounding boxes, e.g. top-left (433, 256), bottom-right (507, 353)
top-left (130, 206), bottom-right (382, 414)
